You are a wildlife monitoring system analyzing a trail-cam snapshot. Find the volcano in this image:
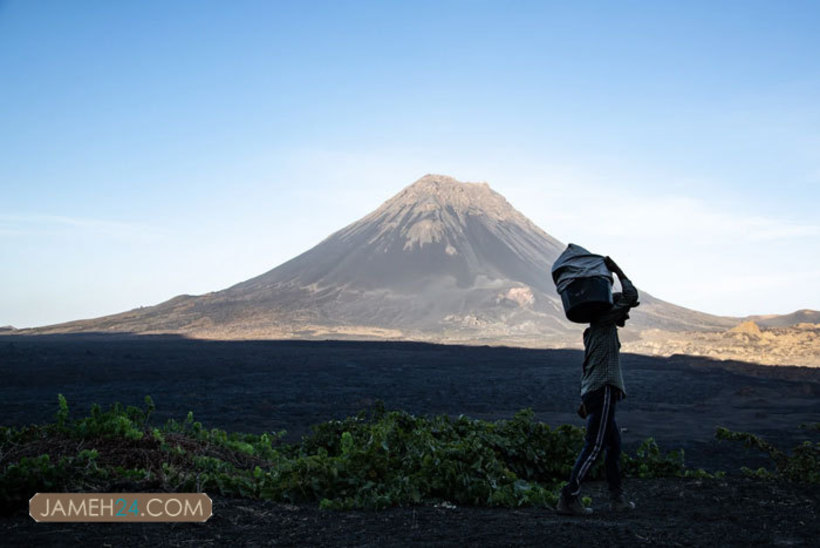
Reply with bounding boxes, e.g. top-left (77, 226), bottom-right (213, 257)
top-left (30, 174), bottom-right (736, 343)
